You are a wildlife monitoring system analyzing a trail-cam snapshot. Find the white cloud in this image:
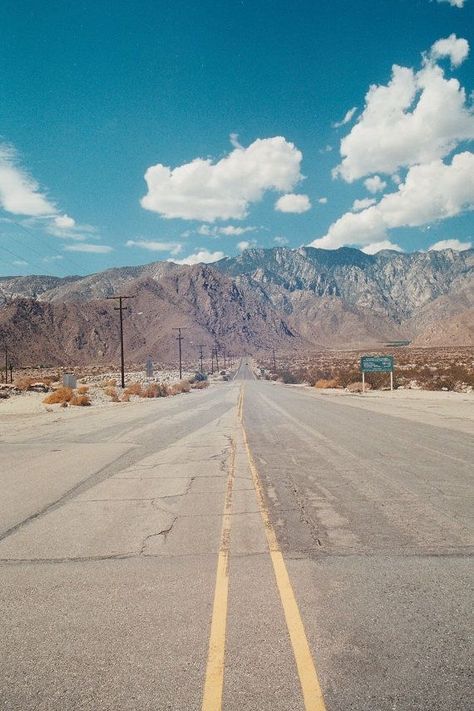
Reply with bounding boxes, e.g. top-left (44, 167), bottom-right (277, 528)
top-left (0, 144), bottom-right (56, 216)
top-left (54, 214), bottom-right (76, 229)
top-left (197, 224), bottom-right (255, 237)
top-left (319, 145), bottom-right (333, 154)
top-left (42, 255), bottom-right (64, 262)
top-left (275, 193), bottom-right (311, 213)
top-left (436, 0), bottom-right (466, 8)
top-left (352, 197), bottom-right (377, 211)
top-left (364, 175), bottom-right (387, 193)
top-left (333, 43), bottom-right (474, 181)
top-left (430, 34), bottom-right (469, 66)
top-left (126, 239), bottom-right (182, 255)
top-left (237, 240), bottom-right (252, 251)
top-left (229, 133), bottom-right (243, 149)
top-left (333, 107), bottom-right (357, 128)
top-left (361, 241), bottom-right (404, 254)
top-left (12, 259), bottom-right (28, 266)
top-left (311, 151), bottom-right (474, 249)
top-left (274, 235), bottom-right (289, 245)
top-left (318, 197), bottom-right (328, 204)
top-left (141, 136), bottom-right (303, 221)
top-left (428, 238), bottom-right (472, 250)
top-left (170, 249), bottom-right (225, 265)
top-left (65, 243), bottom-right (113, 254)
